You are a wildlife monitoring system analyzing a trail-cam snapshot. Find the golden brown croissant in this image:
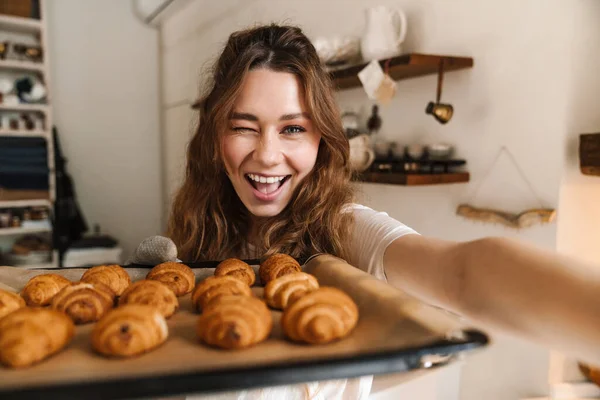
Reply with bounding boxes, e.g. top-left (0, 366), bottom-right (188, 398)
top-left (197, 295), bottom-right (272, 349)
top-left (118, 280), bottom-right (179, 318)
top-left (282, 287), bottom-right (359, 344)
top-left (146, 262), bottom-right (195, 296)
top-left (51, 282), bottom-right (115, 324)
top-left (91, 304), bottom-right (168, 358)
top-left (191, 275), bottom-right (253, 312)
top-left (214, 258), bottom-right (255, 286)
top-left (264, 272), bottom-right (319, 310)
top-left (81, 265), bottom-right (131, 296)
top-left (0, 289), bottom-right (26, 320)
top-left (20, 273), bottom-right (71, 307)
top-left (0, 307), bottom-right (75, 368)
top-left (259, 254), bottom-right (301, 285)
